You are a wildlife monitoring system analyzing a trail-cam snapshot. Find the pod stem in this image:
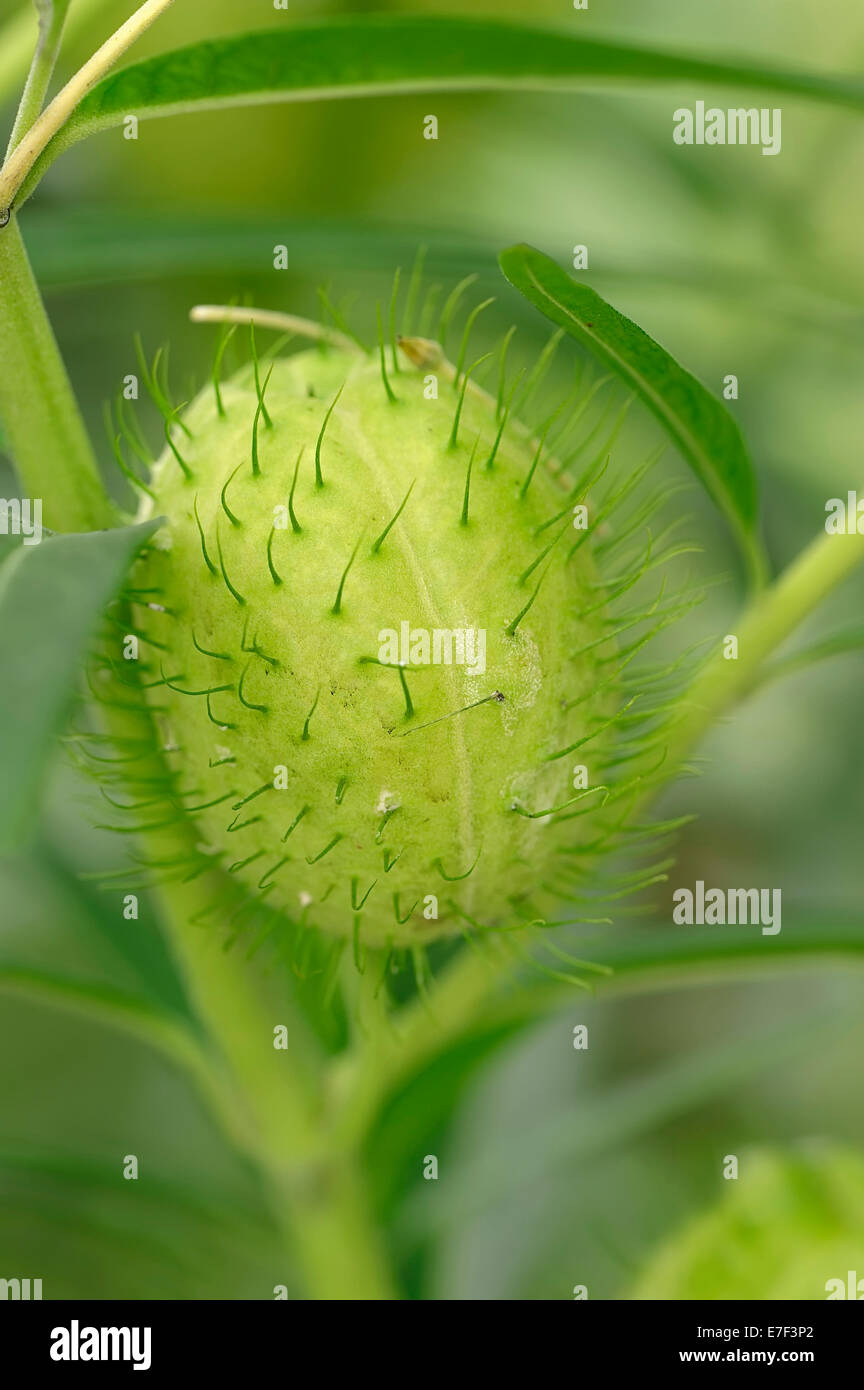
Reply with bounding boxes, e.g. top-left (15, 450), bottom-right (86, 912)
top-left (152, 854), bottom-right (397, 1300)
top-left (661, 520), bottom-right (864, 774)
